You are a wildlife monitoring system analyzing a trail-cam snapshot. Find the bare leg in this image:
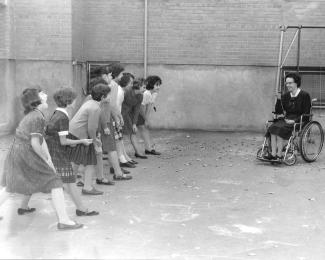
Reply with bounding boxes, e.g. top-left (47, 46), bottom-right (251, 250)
top-left (116, 140), bottom-right (127, 163)
top-left (83, 165), bottom-right (95, 191)
top-left (20, 195), bottom-right (32, 209)
top-left (95, 152), bottom-right (104, 180)
top-left (121, 139), bottom-right (132, 161)
top-left (138, 125), bottom-right (153, 151)
top-left (108, 151), bottom-right (125, 177)
top-left (51, 187), bottom-right (75, 225)
top-left (130, 134), bottom-right (143, 155)
top-left (64, 183), bottom-right (87, 212)
top-left (0, 187), bottom-right (9, 207)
